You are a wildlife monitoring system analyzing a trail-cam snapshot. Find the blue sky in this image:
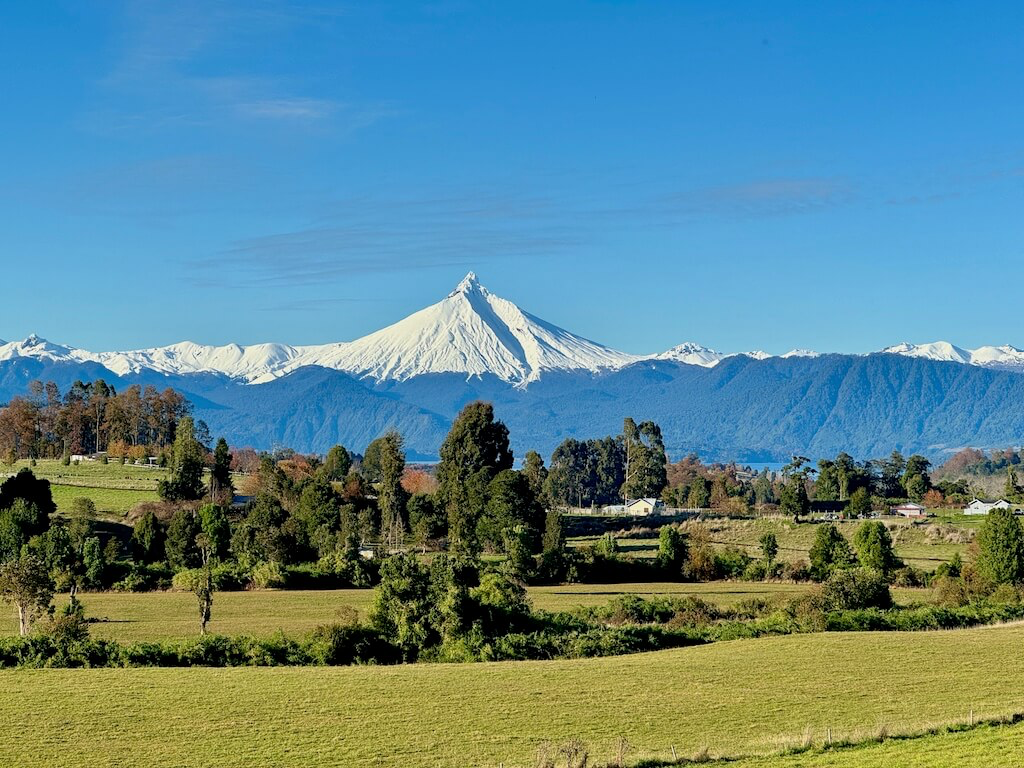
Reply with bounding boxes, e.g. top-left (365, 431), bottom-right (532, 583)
top-left (1, 1), bottom-right (1022, 355)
